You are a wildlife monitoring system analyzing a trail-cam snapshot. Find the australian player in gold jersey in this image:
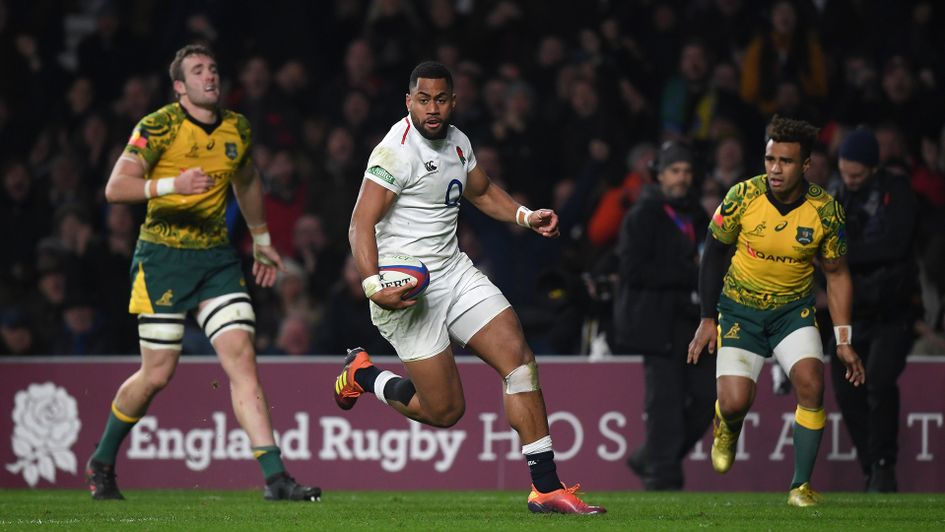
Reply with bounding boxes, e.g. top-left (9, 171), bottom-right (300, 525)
top-left (687, 116), bottom-right (865, 506)
top-left (85, 45), bottom-right (320, 502)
